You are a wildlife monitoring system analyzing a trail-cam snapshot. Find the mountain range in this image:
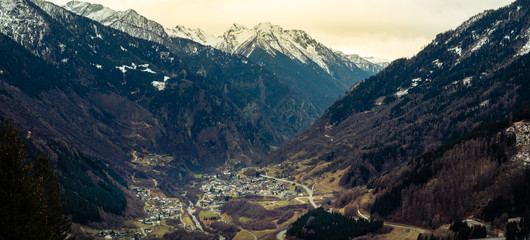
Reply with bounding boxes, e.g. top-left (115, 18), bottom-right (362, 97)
top-left (63, 0), bottom-right (388, 111)
top-left (167, 22), bottom-right (388, 111)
